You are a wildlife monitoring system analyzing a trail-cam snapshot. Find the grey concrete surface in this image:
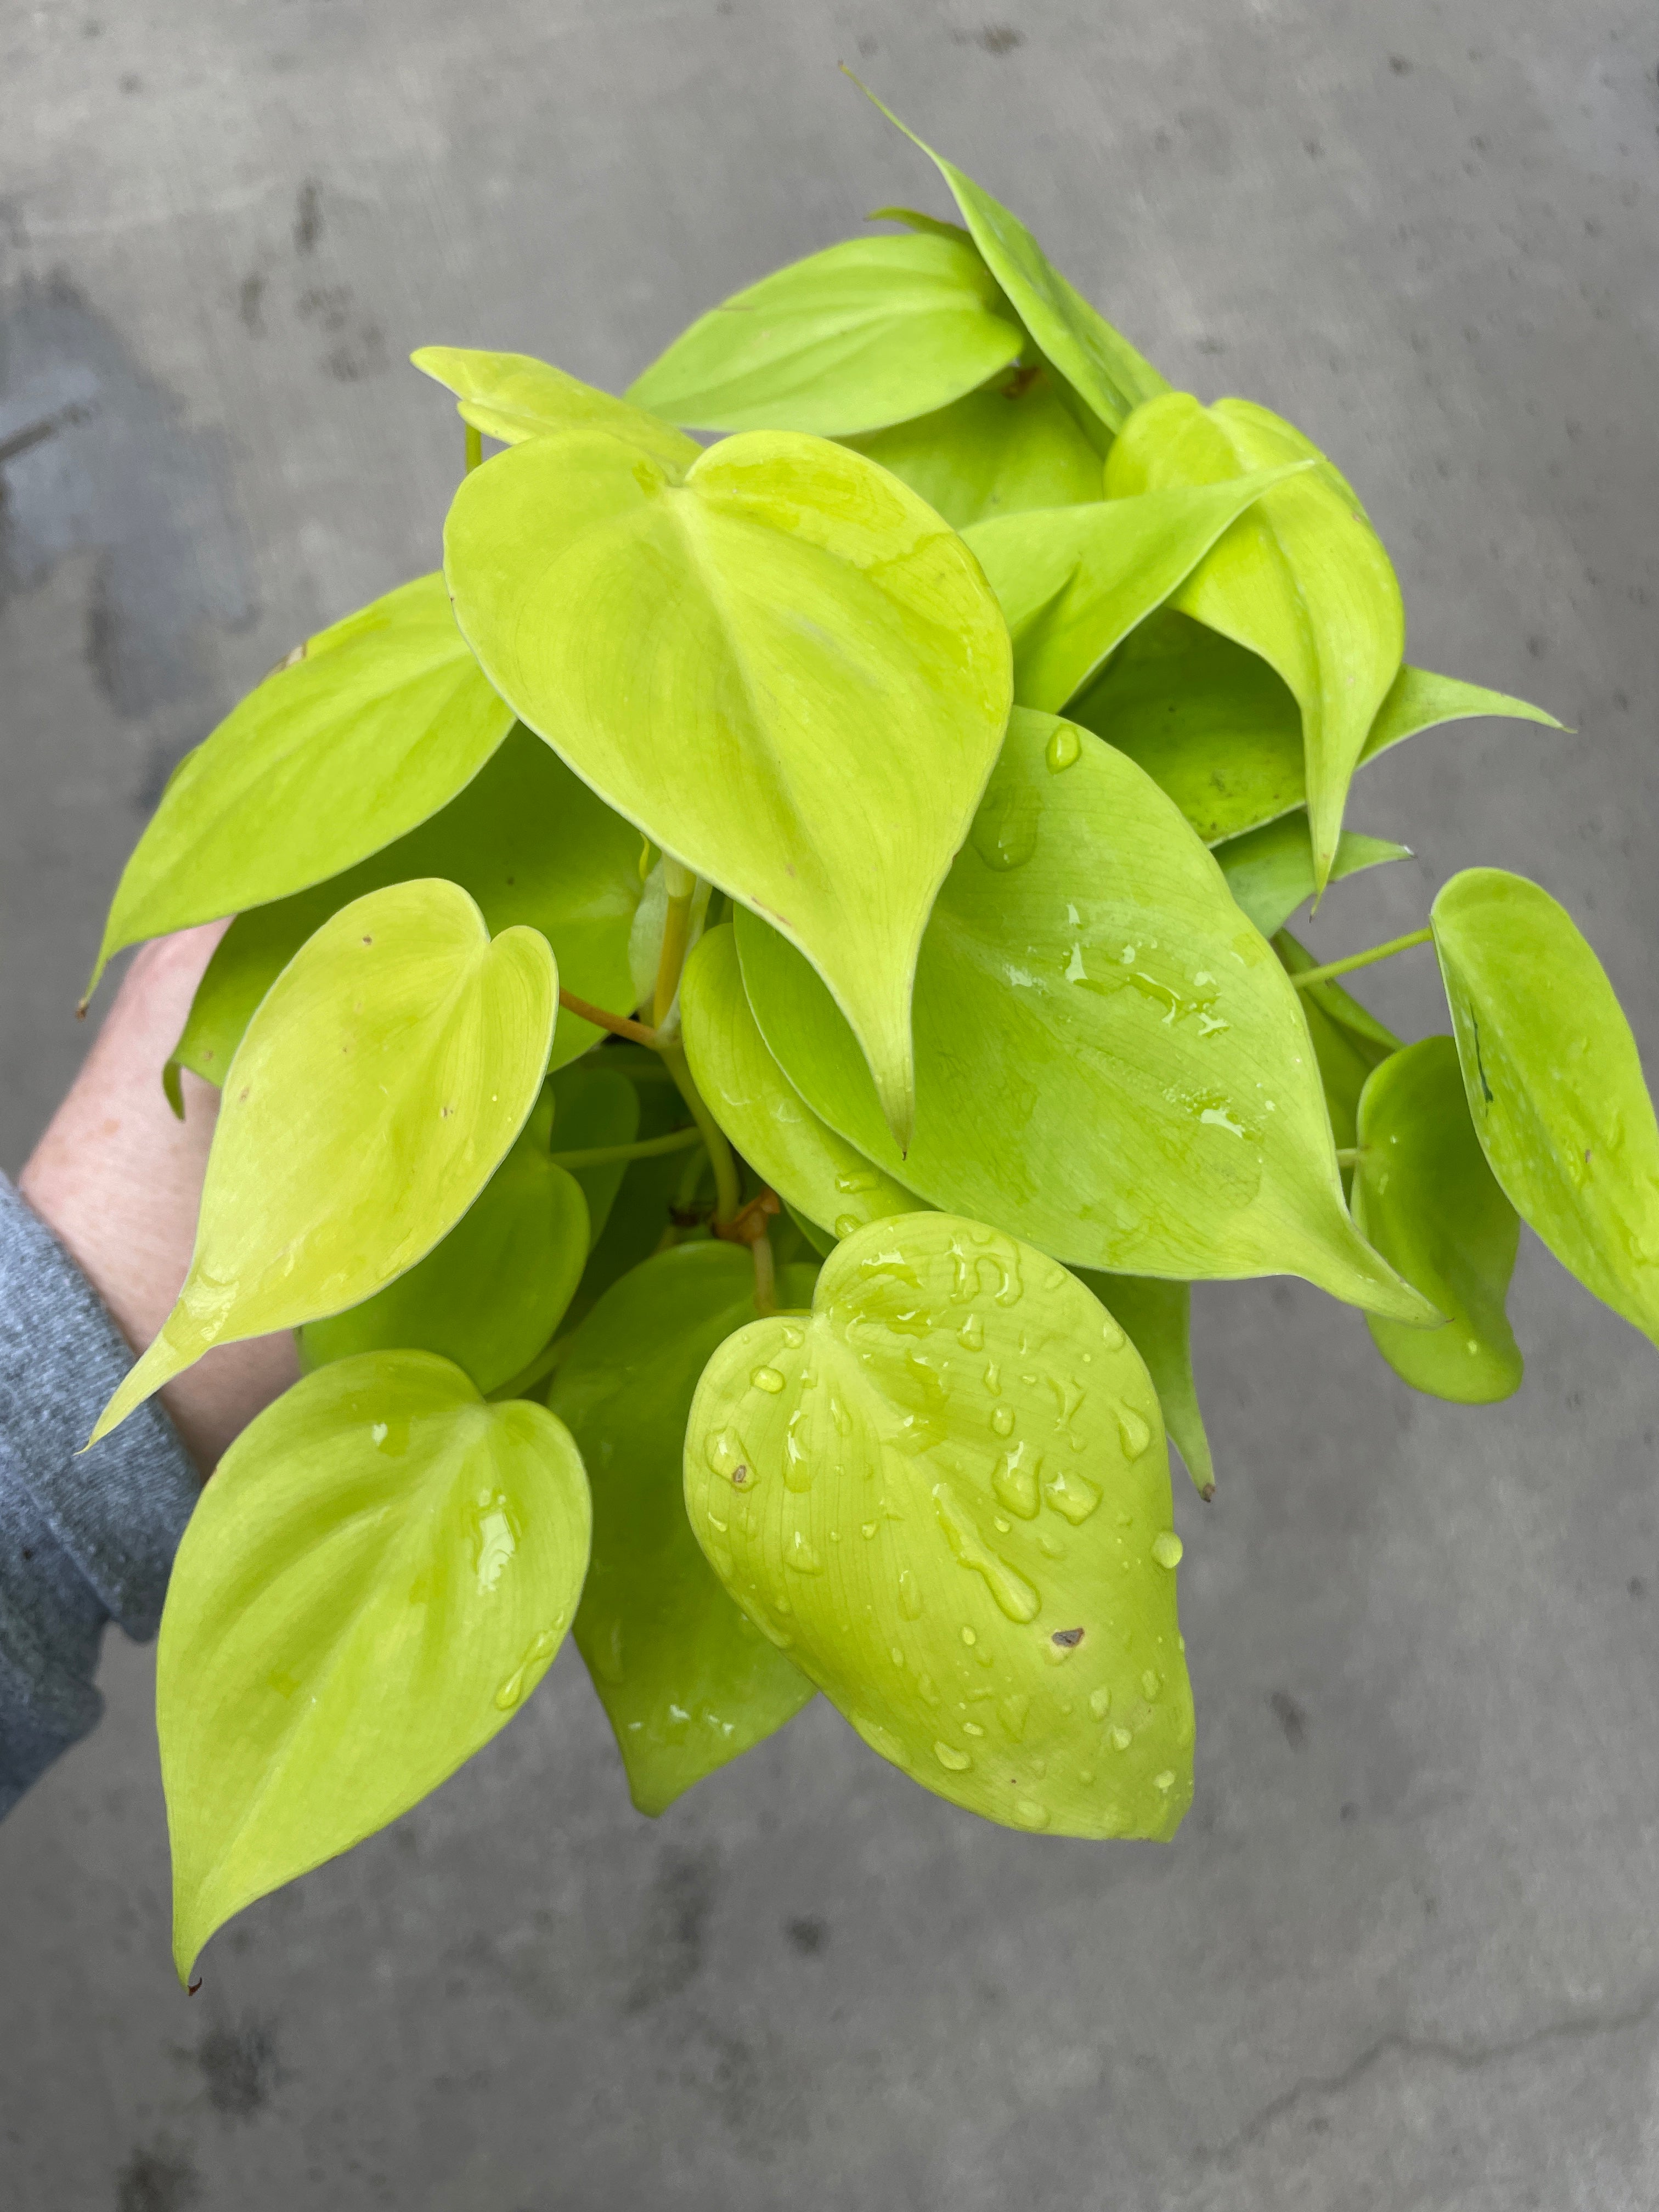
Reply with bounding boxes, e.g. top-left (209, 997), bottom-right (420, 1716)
top-left (3, 1), bottom-right (1658, 2205)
